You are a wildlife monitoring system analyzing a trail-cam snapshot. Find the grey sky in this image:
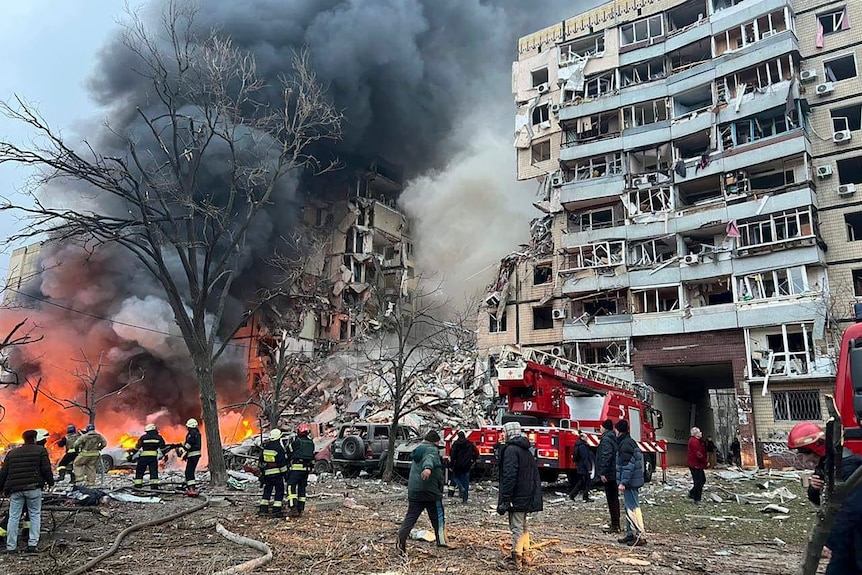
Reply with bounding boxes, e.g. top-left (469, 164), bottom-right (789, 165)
top-left (0, 0), bottom-right (122, 276)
